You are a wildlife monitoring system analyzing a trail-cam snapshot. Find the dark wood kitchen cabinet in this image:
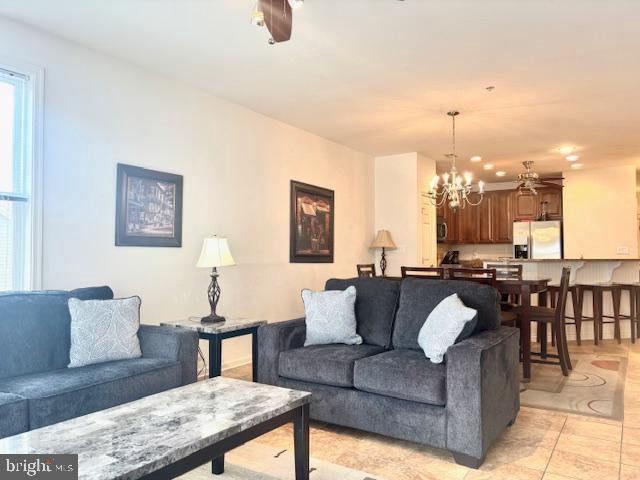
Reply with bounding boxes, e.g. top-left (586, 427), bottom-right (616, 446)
top-left (491, 190), bottom-right (513, 243)
top-left (439, 188), bottom-right (562, 244)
